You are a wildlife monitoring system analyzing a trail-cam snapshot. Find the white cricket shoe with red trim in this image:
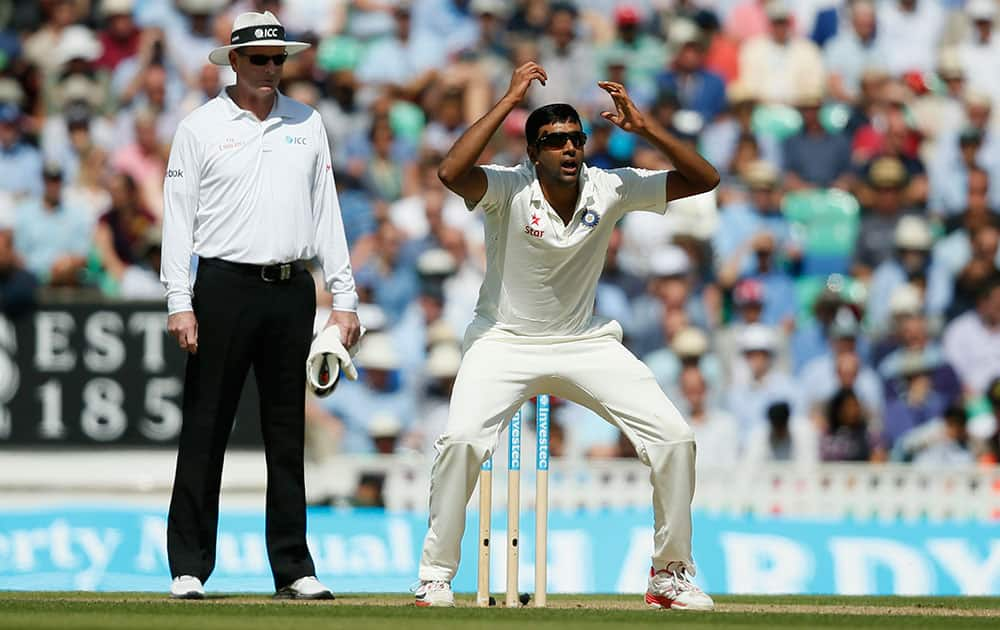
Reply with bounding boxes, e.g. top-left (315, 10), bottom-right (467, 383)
top-left (413, 580), bottom-right (455, 607)
top-left (644, 566), bottom-right (714, 611)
